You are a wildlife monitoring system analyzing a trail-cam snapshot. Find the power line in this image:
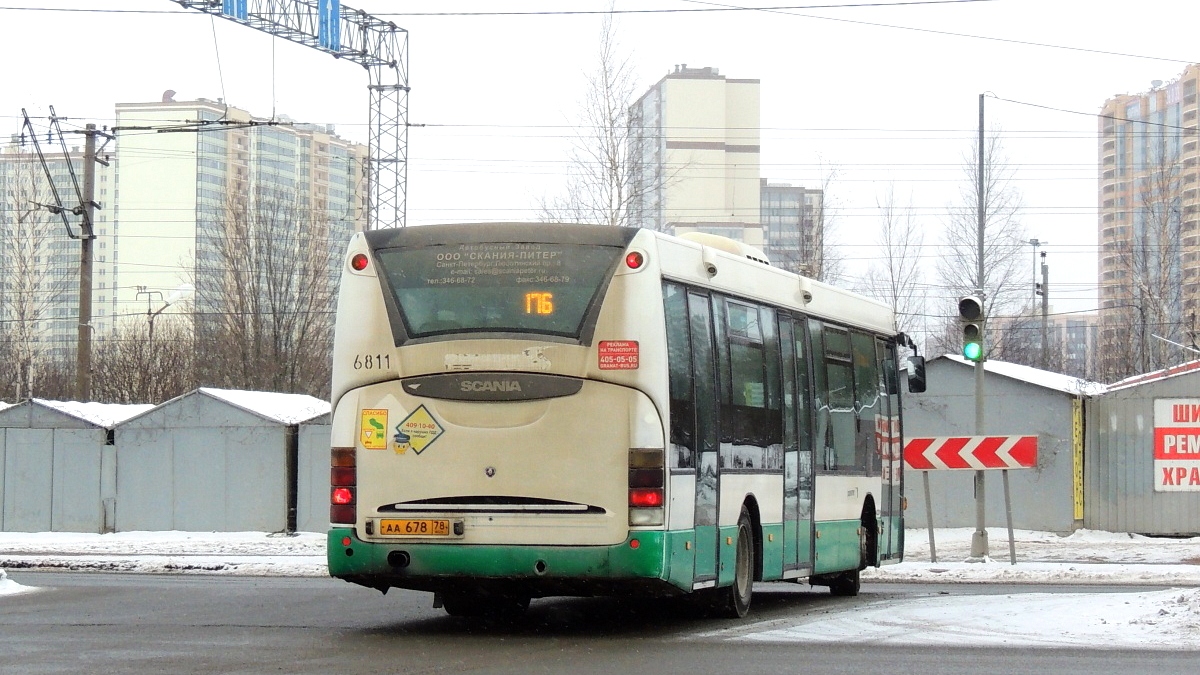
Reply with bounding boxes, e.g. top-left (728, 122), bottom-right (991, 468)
top-left (681, 0), bottom-right (1197, 64)
top-left (0, 1), bottom-right (995, 17)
